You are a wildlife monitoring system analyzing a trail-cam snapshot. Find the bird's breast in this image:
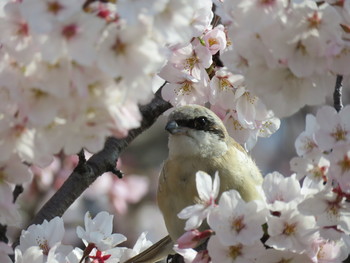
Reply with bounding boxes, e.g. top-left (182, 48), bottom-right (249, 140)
top-left (157, 144), bottom-right (263, 241)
